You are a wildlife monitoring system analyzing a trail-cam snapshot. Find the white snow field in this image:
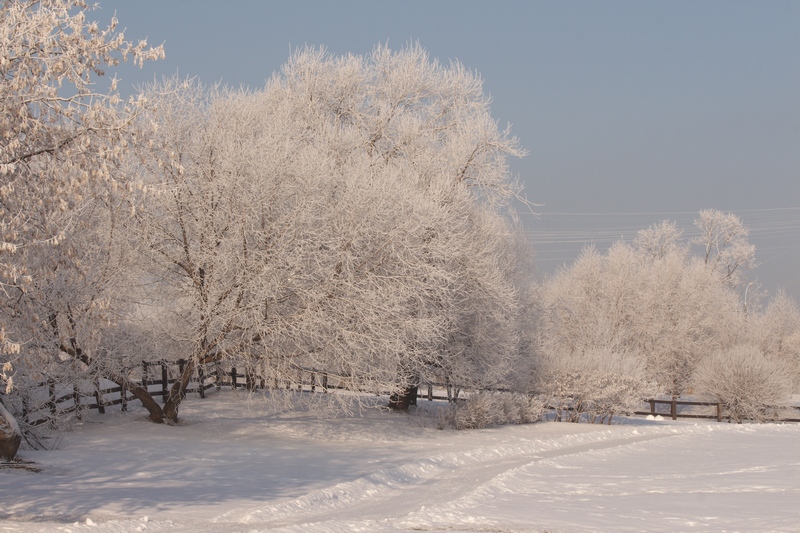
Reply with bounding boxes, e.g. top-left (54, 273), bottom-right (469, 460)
top-left (1, 392), bottom-right (799, 532)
